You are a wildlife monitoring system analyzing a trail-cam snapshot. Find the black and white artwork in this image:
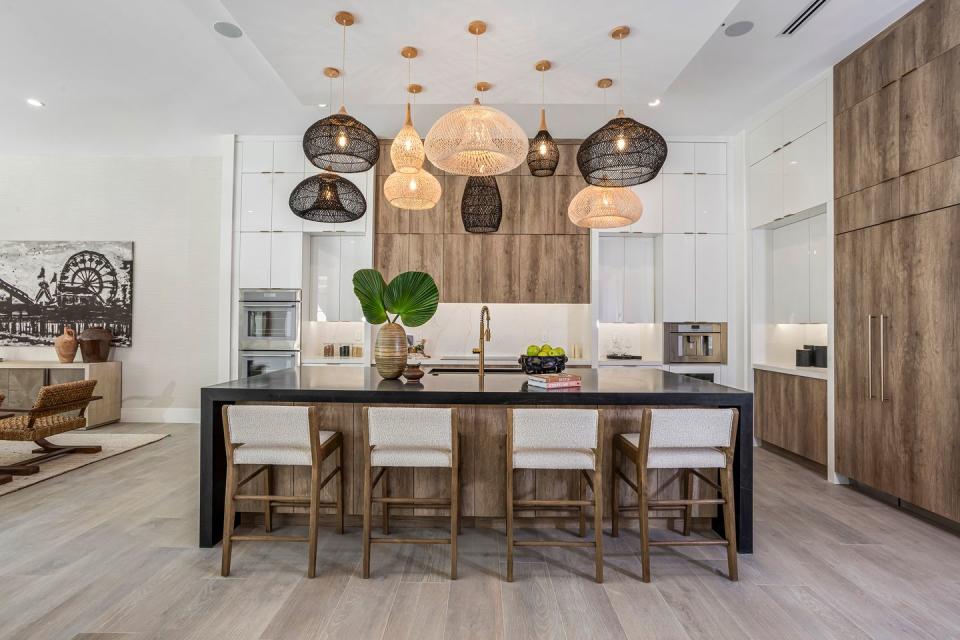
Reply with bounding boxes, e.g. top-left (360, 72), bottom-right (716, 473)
top-left (0, 241), bottom-right (133, 347)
